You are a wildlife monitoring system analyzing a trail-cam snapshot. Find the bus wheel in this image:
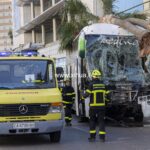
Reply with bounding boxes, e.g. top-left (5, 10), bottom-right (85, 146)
top-left (49, 131), bottom-right (61, 143)
top-left (134, 105), bottom-right (143, 123)
top-left (134, 113), bottom-right (143, 123)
